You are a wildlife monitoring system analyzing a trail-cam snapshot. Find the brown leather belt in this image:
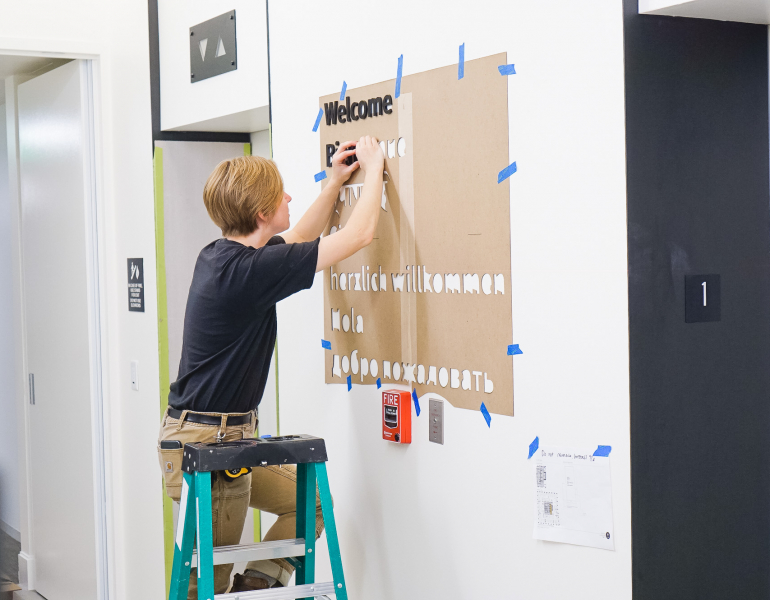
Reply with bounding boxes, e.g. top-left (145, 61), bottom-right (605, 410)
top-left (167, 407), bottom-right (252, 426)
